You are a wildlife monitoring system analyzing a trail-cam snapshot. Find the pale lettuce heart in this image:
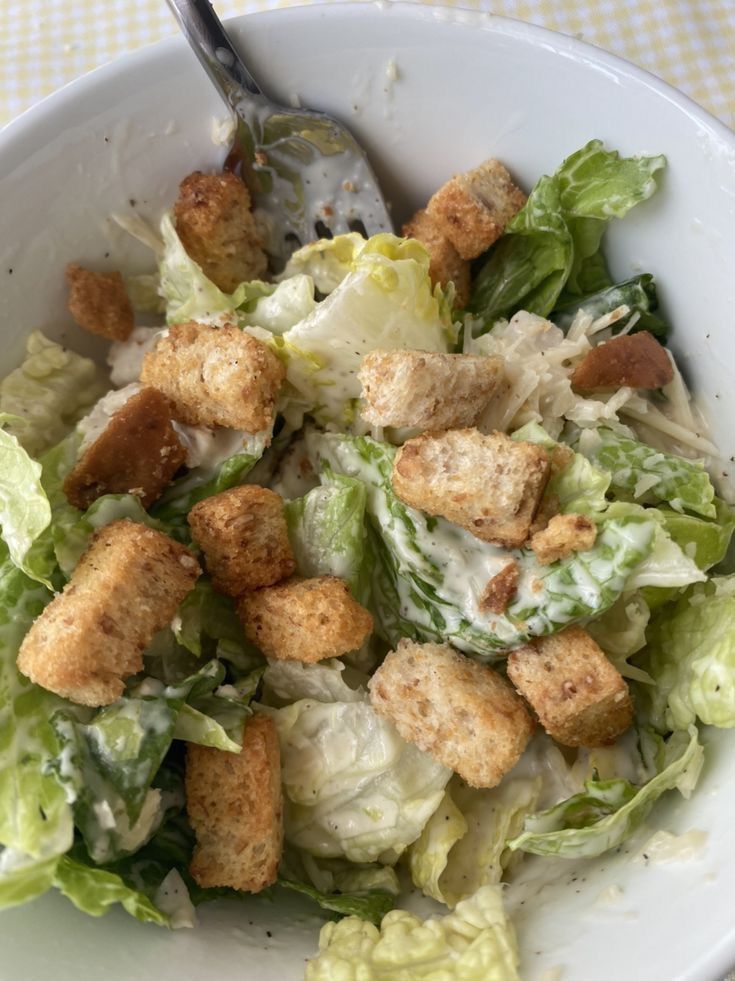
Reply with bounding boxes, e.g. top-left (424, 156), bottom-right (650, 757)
top-left (305, 884), bottom-right (520, 981)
